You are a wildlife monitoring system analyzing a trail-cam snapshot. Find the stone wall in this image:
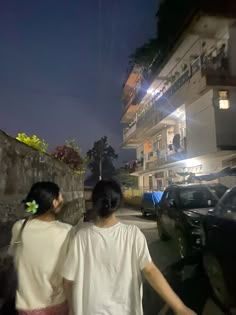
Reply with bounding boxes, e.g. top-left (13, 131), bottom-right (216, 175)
top-left (0, 130), bottom-right (84, 302)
